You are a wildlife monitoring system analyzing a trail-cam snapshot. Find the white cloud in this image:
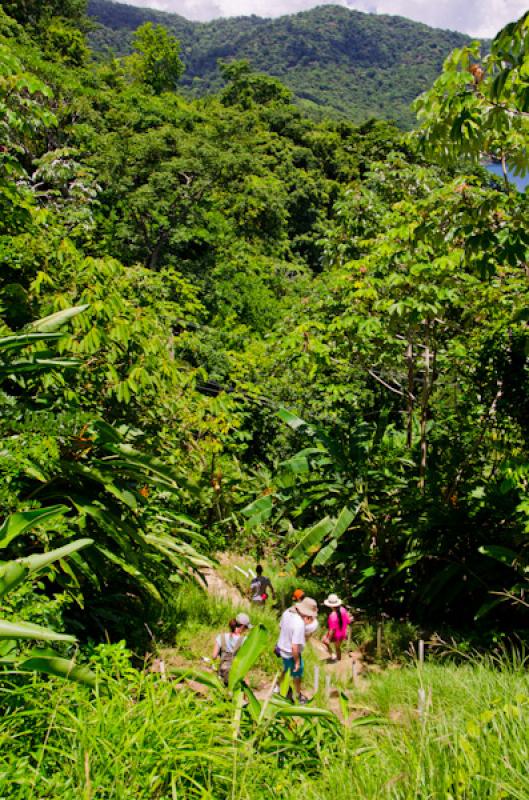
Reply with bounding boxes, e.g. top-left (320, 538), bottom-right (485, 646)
top-left (112, 0), bottom-right (528, 37)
